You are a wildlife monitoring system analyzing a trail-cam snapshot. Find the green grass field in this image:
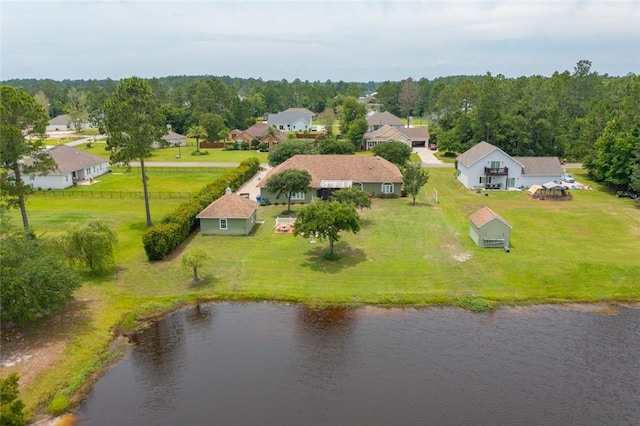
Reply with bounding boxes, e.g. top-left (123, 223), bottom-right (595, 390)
top-left (7, 166), bottom-right (640, 416)
top-left (78, 141), bottom-right (269, 163)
